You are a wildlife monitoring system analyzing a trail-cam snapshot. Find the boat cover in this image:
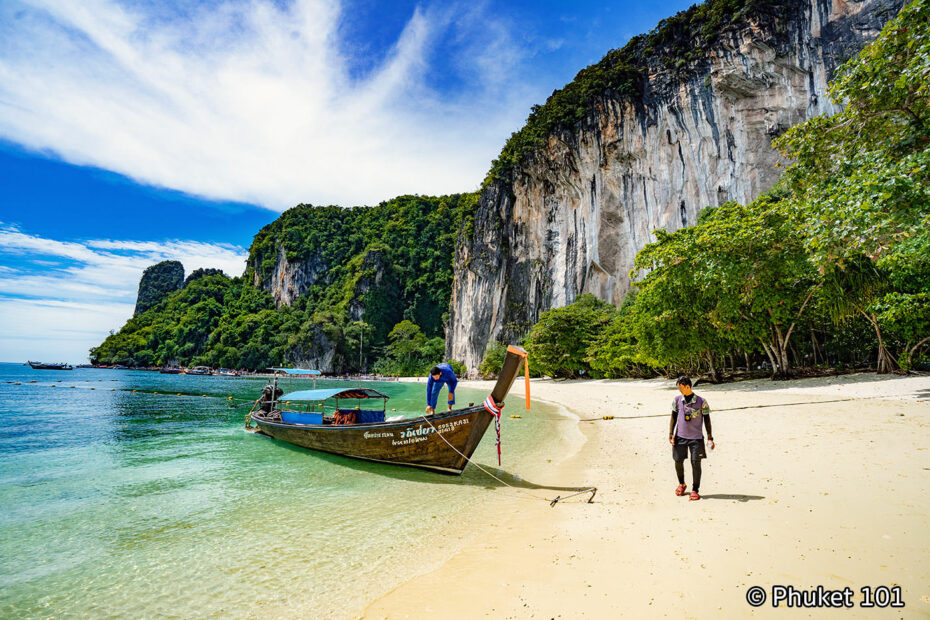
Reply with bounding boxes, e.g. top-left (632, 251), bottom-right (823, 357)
top-left (280, 388), bottom-right (389, 401)
top-left (280, 411), bottom-right (324, 425)
top-left (354, 410), bottom-right (386, 423)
